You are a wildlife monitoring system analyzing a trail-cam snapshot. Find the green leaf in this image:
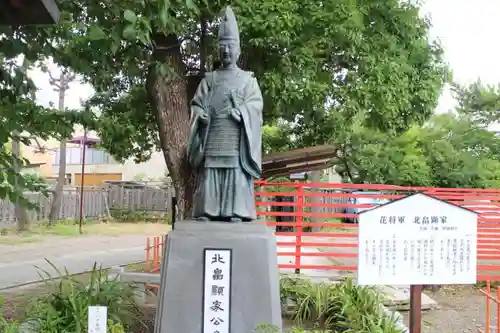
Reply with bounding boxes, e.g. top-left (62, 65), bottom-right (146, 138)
top-left (138, 32), bottom-right (150, 46)
top-left (159, 7), bottom-right (169, 27)
top-left (185, 0), bottom-right (199, 13)
top-left (124, 9), bottom-right (137, 24)
top-left (87, 25), bottom-right (107, 41)
top-left (122, 24), bottom-right (136, 40)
